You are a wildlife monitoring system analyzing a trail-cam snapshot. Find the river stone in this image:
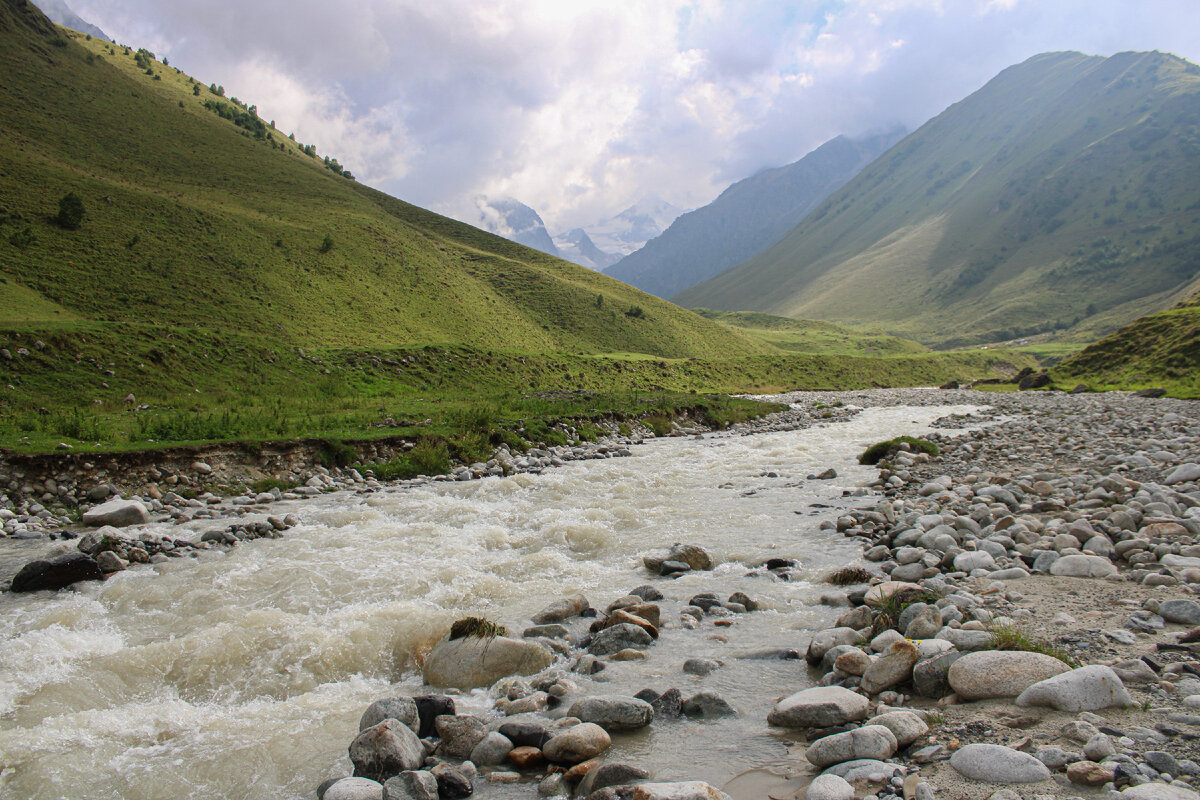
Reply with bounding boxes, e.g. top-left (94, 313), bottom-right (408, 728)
top-left (434, 715), bottom-right (488, 759)
top-left (541, 722), bottom-right (611, 764)
top-left (629, 781), bottom-right (730, 800)
top-left (413, 695), bottom-right (454, 738)
top-left (860, 640), bottom-right (919, 695)
top-left (531, 595), bottom-right (589, 624)
top-left (469, 732), bottom-right (514, 766)
top-left (568, 696), bottom-right (654, 731)
top-left (1121, 784), bottom-right (1200, 799)
top-left (325, 777), bottom-right (384, 800)
top-left (360, 697), bottom-right (420, 733)
top-left (423, 636), bottom-right (553, 689)
top-left (10, 552), bottom-right (104, 592)
top-left (805, 725), bottom-right (898, 768)
top-left (1049, 555), bottom-right (1118, 578)
top-left (947, 651), bottom-right (1072, 700)
top-left (890, 562), bottom-right (926, 582)
top-left (913, 650), bottom-right (963, 698)
top-left (383, 771), bottom-right (439, 800)
top-left (82, 498), bottom-right (150, 527)
top-left (954, 551), bottom-right (996, 572)
top-left (864, 581), bottom-right (923, 607)
top-left (1016, 665), bottom-right (1134, 712)
top-left (1067, 760), bottom-right (1117, 786)
top-left (350, 719), bottom-right (425, 782)
top-left (805, 774), bottom-right (854, 800)
top-left (904, 606), bottom-right (943, 640)
top-left (1160, 599), bottom-right (1200, 625)
top-left (767, 686), bottom-right (869, 728)
top-left (644, 544), bottom-right (714, 573)
top-left (1161, 554), bottom-right (1200, 569)
top-left (949, 743), bottom-right (1051, 783)
top-left (605, 608), bottom-right (659, 639)
top-left (936, 628), bottom-right (995, 651)
top-left (834, 649), bottom-right (872, 676)
top-left (821, 759), bottom-right (896, 783)
top-left (430, 764), bottom-right (472, 800)
top-left (95, 550), bottom-right (127, 572)
top-left (682, 692), bottom-right (736, 718)
top-left (589, 623), bottom-right (653, 656)
top-left (1166, 464), bottom-right (1200, 485)
top-left (866, 711), bottom-right (929, 747)
top-left (806, 628), bottom-right (860, 665)
top-left (576, 762), bottom-right (652, 796)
